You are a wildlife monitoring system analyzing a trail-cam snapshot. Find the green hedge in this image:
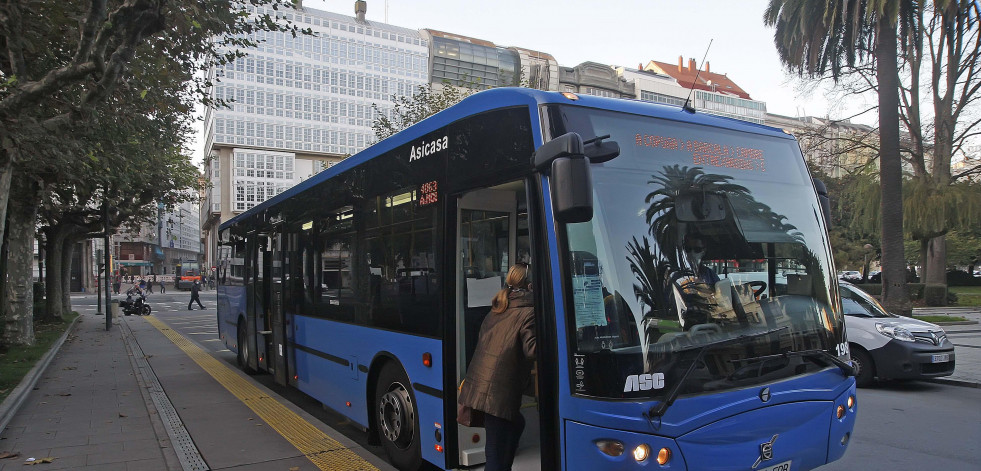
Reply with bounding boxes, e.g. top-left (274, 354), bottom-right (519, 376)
top-left (855, 283), bottom-right (925, 300)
